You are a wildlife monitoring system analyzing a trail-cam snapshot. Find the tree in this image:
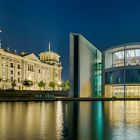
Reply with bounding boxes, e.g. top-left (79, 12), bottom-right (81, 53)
top-left (59, 80), bottom-right (70, 91)
top-left (49, 81), bottom-right (56, 90)
top-left (59, 82), bottom-right (65, 90)
top-left (23, 80), bottom-right (33, 89)
top-left (11, 80), bottom-right (16, 90)
top-left (65, 80), bottom-right (70, 90)
top-left (38, 81), bottom-right (46, 90)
